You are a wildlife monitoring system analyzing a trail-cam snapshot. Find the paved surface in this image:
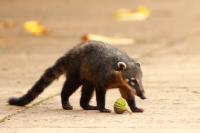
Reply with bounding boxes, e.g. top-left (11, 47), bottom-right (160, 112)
top-left (0, 0), bottom-right (200, 132)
